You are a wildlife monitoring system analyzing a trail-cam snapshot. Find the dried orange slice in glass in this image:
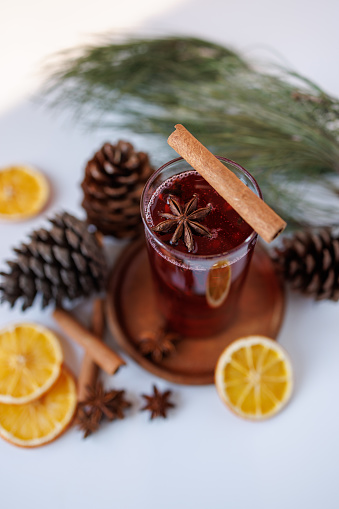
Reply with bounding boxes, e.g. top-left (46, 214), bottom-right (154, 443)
top-left (215, 336), bottom-right (293, 420)
top-left (206, 260), bottom-right (231, 308)
top-left (0, 165), bottom-right (49, 220)
top-left (0, 323), bottom-right (63, 404)
top-left (0, 367), bottom-right (77, 447)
